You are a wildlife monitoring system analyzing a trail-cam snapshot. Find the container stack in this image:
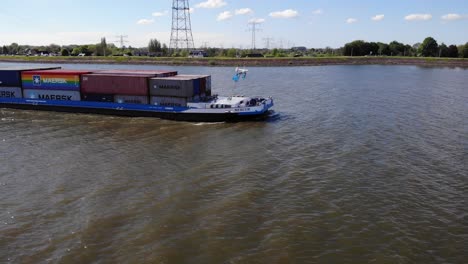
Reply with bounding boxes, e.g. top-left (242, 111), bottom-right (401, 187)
top-left (81, 70), bottom-right (178, 105)
top-left (149, 75), bottom-right (211, 107)
top-left (1, 67), bottom-right (213, 109)
top-left (0, 67), bottom-right (60, 99)
top-left (21, 70), bottom-right (91, 101)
